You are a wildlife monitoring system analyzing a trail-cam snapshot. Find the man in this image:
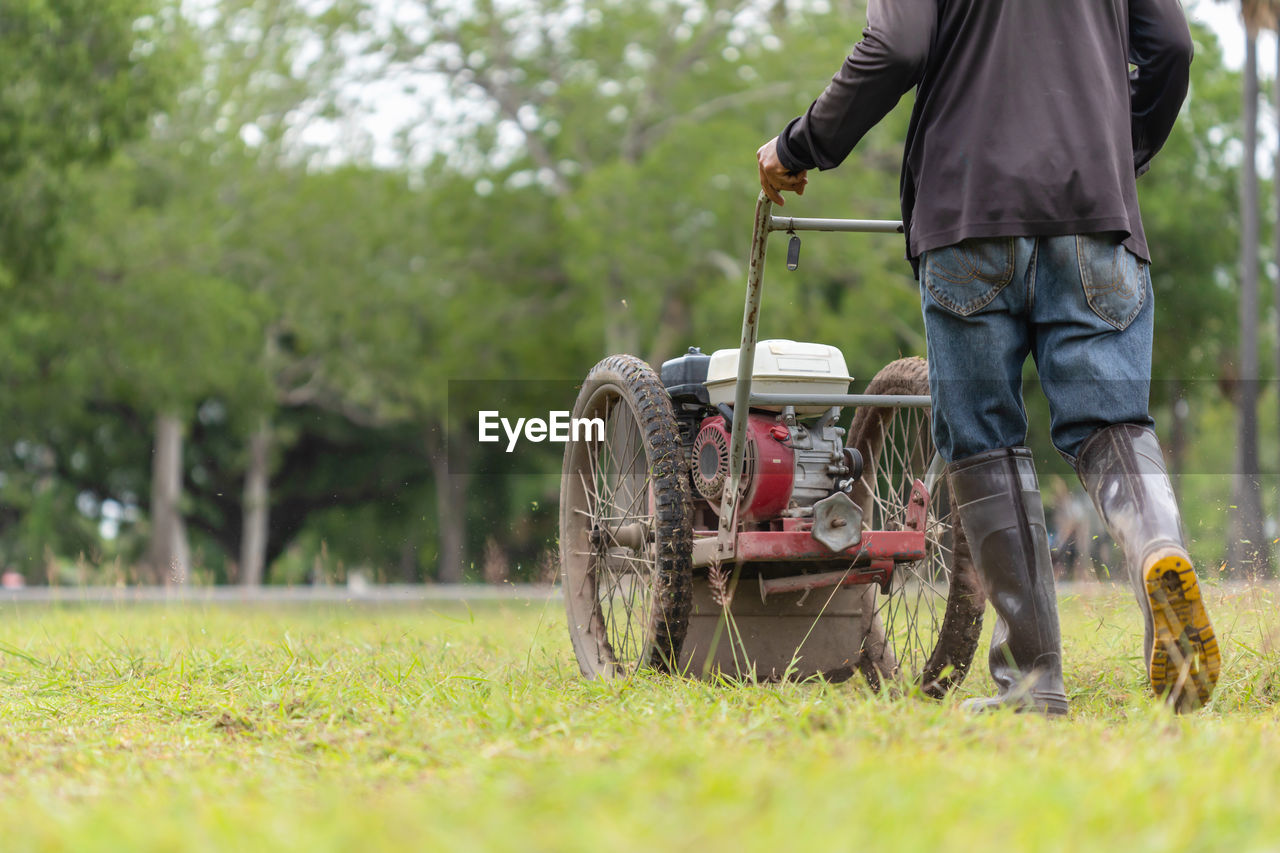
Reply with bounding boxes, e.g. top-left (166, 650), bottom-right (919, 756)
top-left (758, 0), bottom-right (1219, 714)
